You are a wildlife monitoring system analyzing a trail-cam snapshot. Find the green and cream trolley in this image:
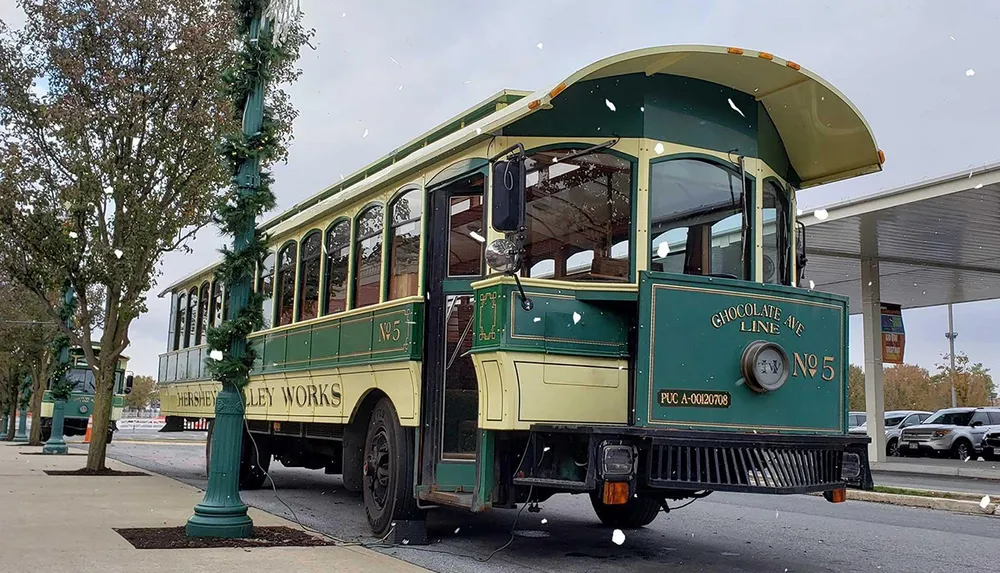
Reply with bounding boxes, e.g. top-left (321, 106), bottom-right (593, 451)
top-left (40, 345), bottom-right (132, 442)
top-left (157, 45), bottom-right (881, 537)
